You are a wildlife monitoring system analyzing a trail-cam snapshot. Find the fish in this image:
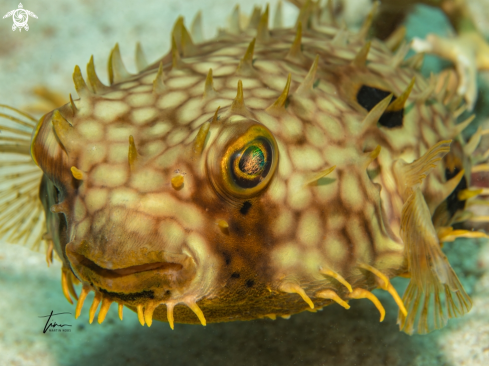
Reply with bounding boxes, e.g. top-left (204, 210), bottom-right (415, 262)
top-left (1, 0), bottom-right (489, 335)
